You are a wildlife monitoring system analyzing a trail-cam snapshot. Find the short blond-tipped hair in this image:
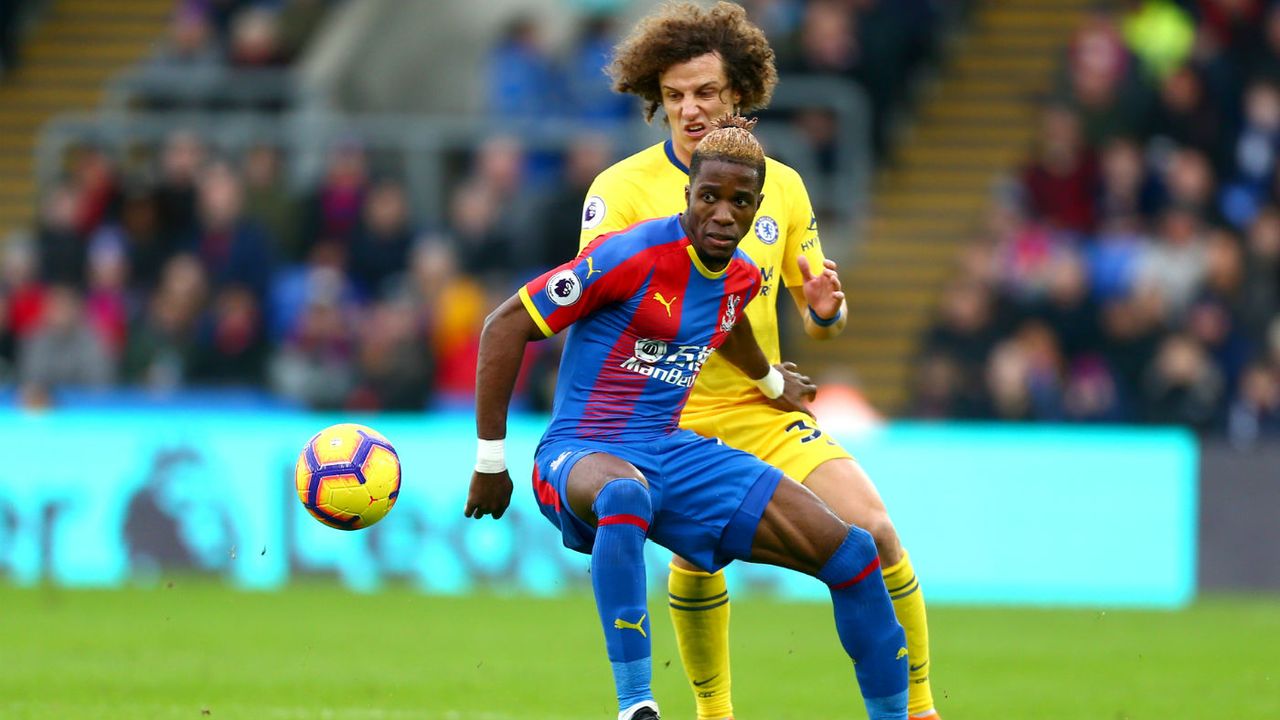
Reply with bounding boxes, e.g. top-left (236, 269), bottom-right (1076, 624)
top-left (689, 116), bottom-right (766, 189)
